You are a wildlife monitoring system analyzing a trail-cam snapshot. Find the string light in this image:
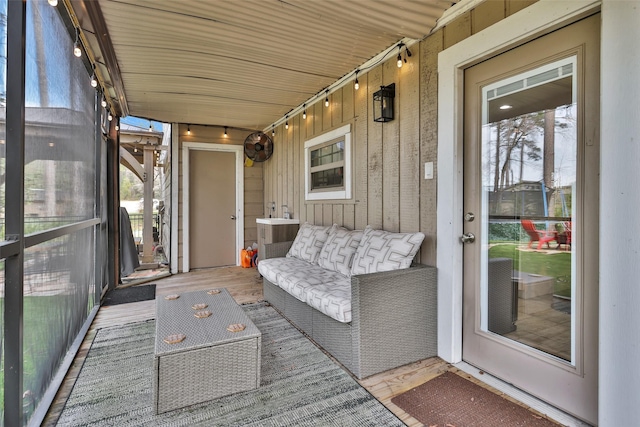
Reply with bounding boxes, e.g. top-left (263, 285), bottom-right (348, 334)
top-left (324, 90), bottom-right (329, 107)
top-left (107, 112), bottom-right (113, 121)
top-left (354, 70), bottom-right (360, 90)
top-left (302, 104), bottom-right (307, 120)
top-left (272, 126), bottom-right (275, 136)
top-left (285, 117), bottom-right (289, 130)
top-left (48, 0), bottom-right (58, 6)
top-left (149, 122), bottom-right (153, 131)
top-left (90, 70), bottom-right (98, 88)
top-left (115, 124), bottom-right (119, 131)
top-left (187, 124), bottom-right (191, 135)
top-left (397, 44), bottom-right (403, 68)
top-left (73, 28), bottom-right (82, 58)
top-left (101, 96), bottom-right (107, 108)
top-left (224, 126), bottom-right (228, 137)
top-left (134, 147), bottom-right (138, 153)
